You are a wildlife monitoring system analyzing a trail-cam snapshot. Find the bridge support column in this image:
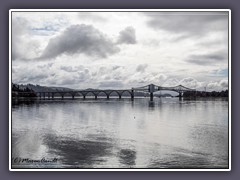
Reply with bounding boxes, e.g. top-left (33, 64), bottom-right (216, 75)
top-left (119, 95), bottom-right (121, 99)
top-left (72, 95), bottom-right (75, 99)
top-left (52, 93), bottom-right (54, 99)
top-left (179, 92), bottom-right (183, 100)
top-left (107, 95), bottom-right (109, 99)
top-left (61, 95), bottom-right (64, 100)
top-left (83, 95), bottom-right (86, 99)
top-left (131, 89), bottom-right (134, 101)
top-left (95, 95), bottom-right (97, 99)
top-left (150, 92), bottom-right (153, 101)
top-left (179, 92), bottom-right (183, 97)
